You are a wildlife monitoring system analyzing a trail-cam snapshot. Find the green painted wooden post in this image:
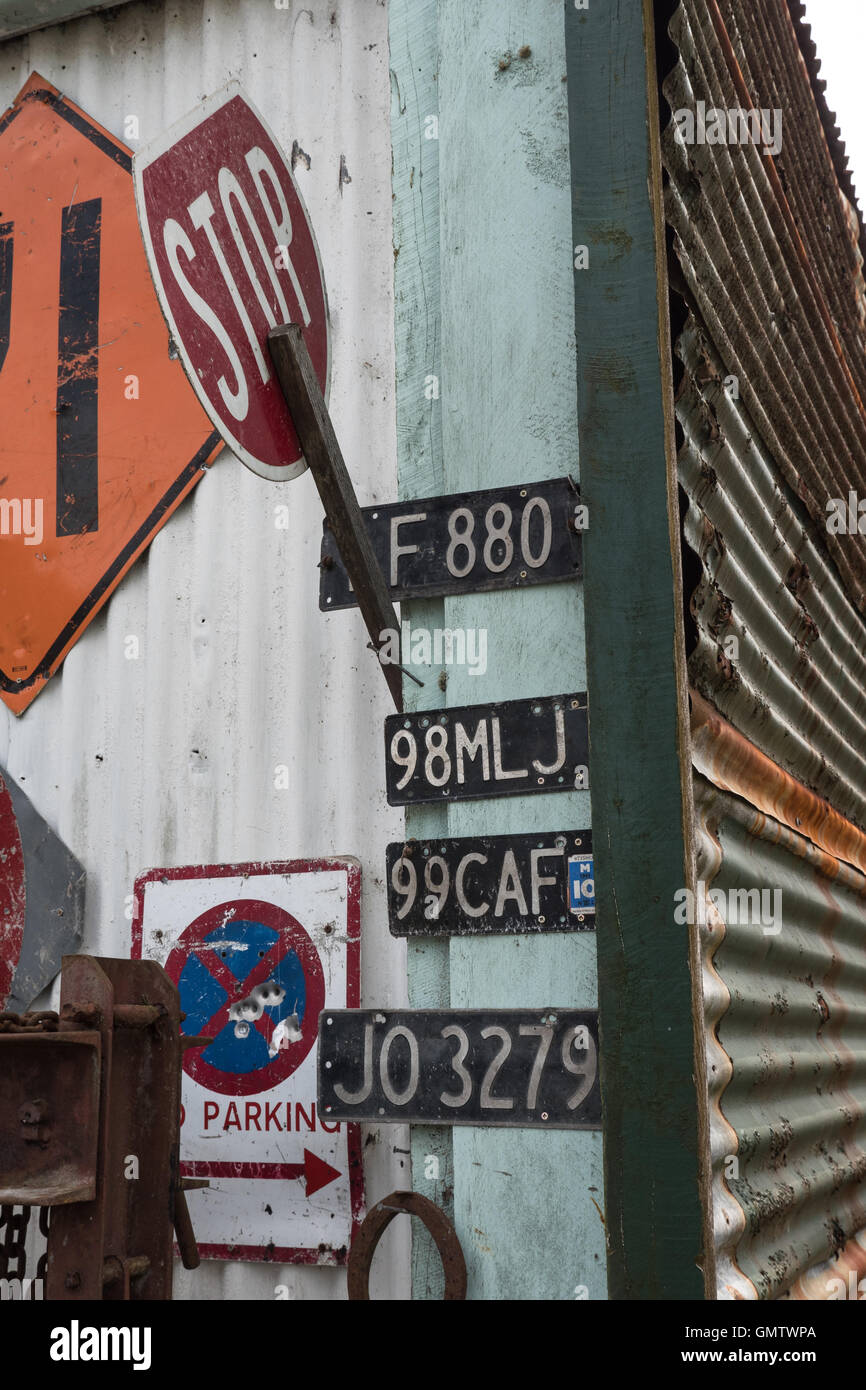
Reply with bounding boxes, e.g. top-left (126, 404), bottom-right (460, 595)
top-left (566, 0), bottom-right (706, 1298)
top-left (391, 0), bottom-right (606, 1300)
